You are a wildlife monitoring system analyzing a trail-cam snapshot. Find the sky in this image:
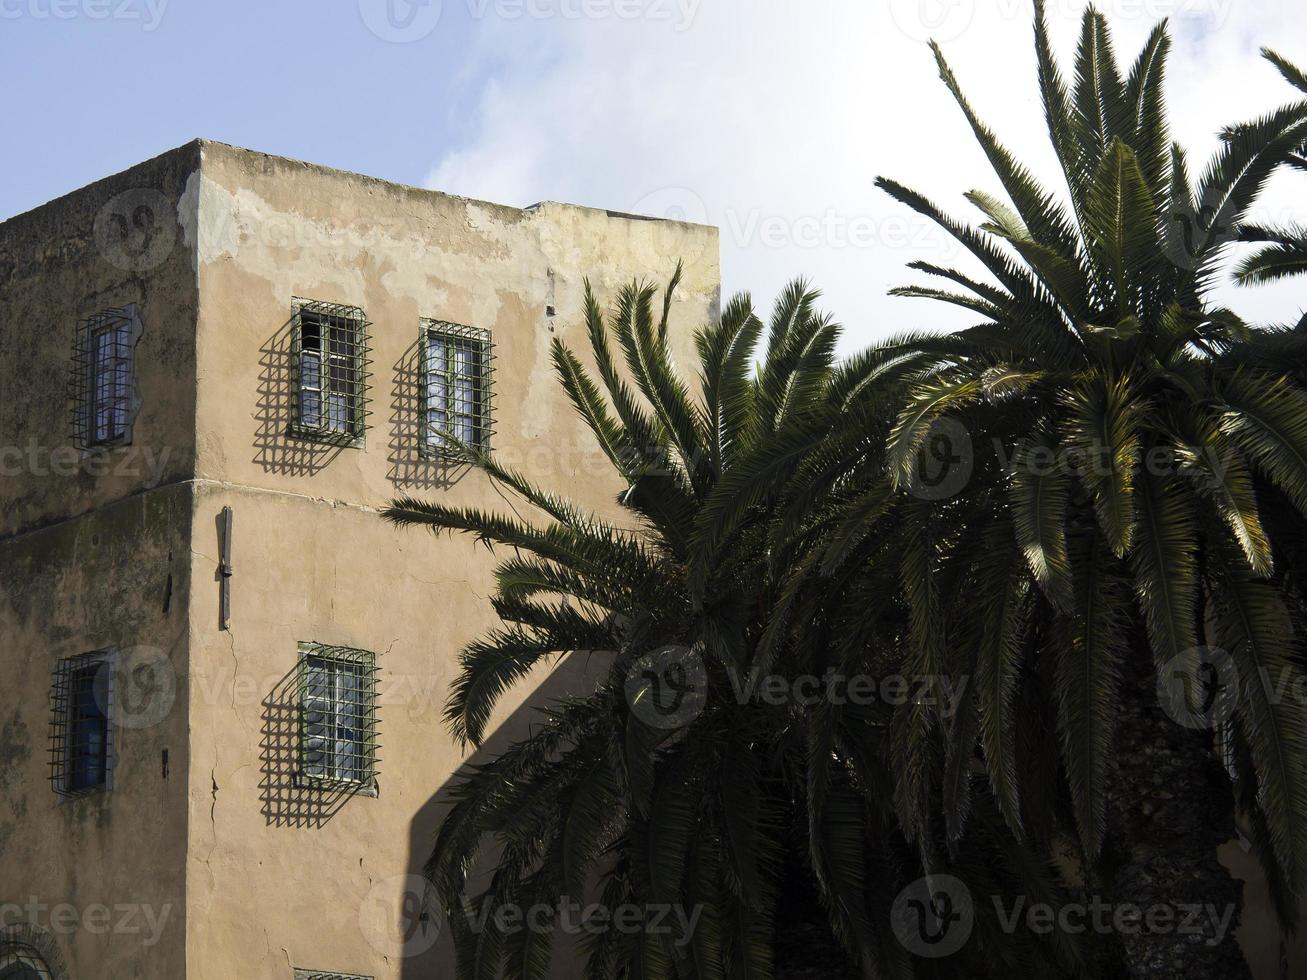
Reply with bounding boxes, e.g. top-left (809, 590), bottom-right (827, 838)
top-left (4, 0), bottom-right (1307, 351)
